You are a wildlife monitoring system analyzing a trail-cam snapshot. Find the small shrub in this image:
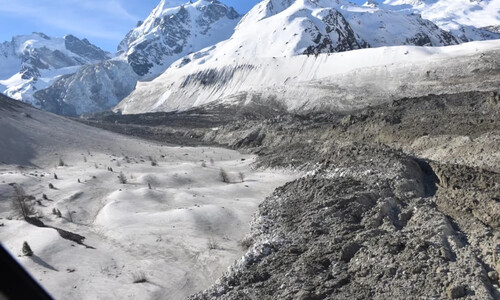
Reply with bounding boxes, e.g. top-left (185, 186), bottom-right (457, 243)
top-left (148, 183), bottom-right (152, 190)
top-left (52, 208), bottom-right (62, 218)
top-left (11, 184), bottom-right (36, 219)
top-left (207, 237), bottom-right (220, 250)
top-left (116, 161), bottom-right (121, 167)
top-left (132, 272), bottom-right (148, 284)
top-left (239, 237), bottom-right (254, 250)
top-left (210, 158), bottom-right (215, 166)
top-left (42, 194), bottom-right (48, 200)
top-left (148, 156), bottom-right (158, 166)
top-left (83, 156), bottom-right (87, 163)
top-left (118, 172), bottom-right (127, 184)
top-left (219, 168), bottom-right (230, 183)
top-left (94, 163), bottom-right (98, 169)
top-left (48, 183), bottom-right (55, 189)
top-left (58, 158), bottom-right (65, 167)
top-left (66, 207), bottom-right (73, 222)
top-left (238, 172), bottom-right (245, 182)
top-left (22, 241), bottom-right (33, 256)
top-left (54, 174), bottom-right (58, 180)
top-left (201, 161), bottom-right (207, 168)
